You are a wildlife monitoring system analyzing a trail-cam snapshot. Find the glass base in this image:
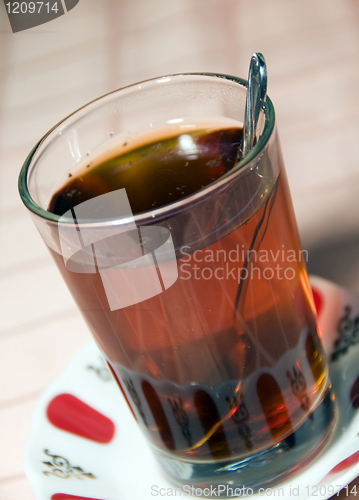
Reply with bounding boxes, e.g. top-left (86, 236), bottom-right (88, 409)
top-left (153, 386), bottom-right (336, 496)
